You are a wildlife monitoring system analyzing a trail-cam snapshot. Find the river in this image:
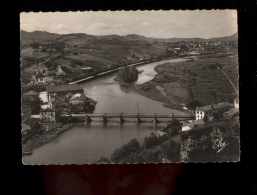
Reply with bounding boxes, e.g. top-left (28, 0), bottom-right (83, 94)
top-left (23, 58), bottom-right (186, 164)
